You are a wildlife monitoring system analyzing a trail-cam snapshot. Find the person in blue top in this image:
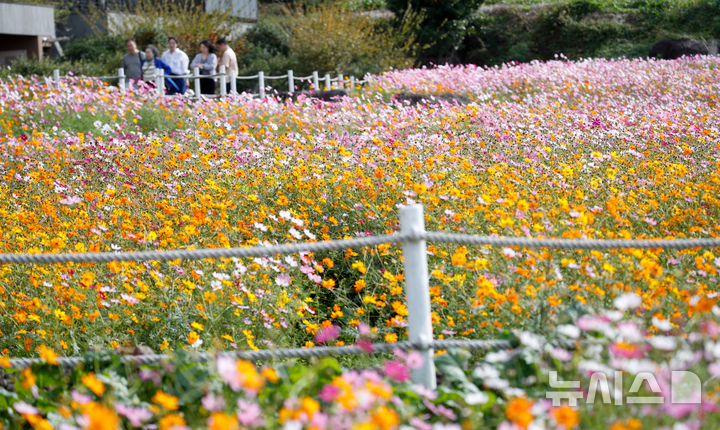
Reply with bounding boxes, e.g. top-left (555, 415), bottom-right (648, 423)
top-left (141, 45), bottom-right (180, 94)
